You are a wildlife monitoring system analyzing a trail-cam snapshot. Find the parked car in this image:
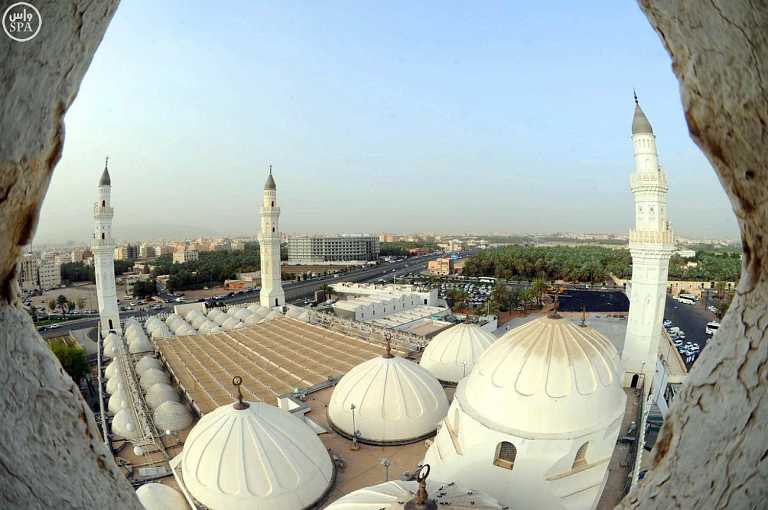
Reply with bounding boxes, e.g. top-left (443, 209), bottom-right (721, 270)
top-left (707, 305), bottom-right (718, 314)
top-left (663, 319), bottom-right (672, 328)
